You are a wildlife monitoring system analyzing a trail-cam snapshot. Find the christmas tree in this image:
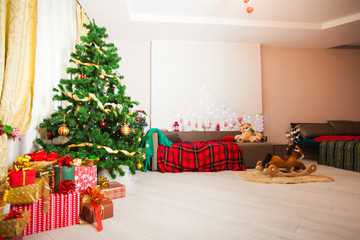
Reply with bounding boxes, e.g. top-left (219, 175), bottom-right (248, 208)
top-left (36, 21), bottom-right (148, 178)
